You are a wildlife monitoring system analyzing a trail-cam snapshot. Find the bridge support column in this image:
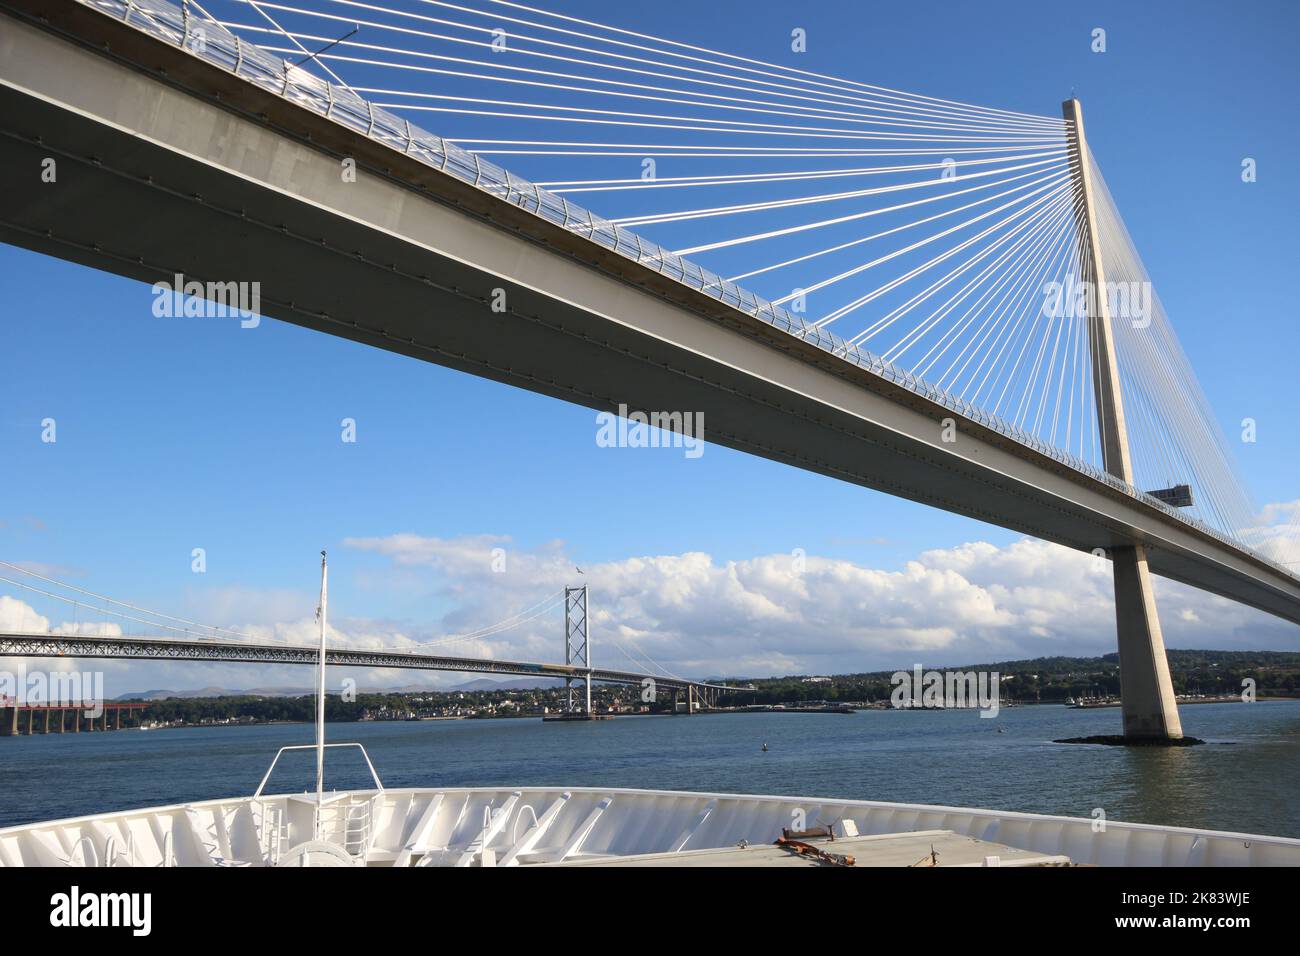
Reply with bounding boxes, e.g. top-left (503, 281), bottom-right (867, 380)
top-left (1064, 98), bottom-right (1181, 740)
top-left (0, 705), bottom-right (14, 736)
top-left (1113, 546), bottom-right (1182, 737)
